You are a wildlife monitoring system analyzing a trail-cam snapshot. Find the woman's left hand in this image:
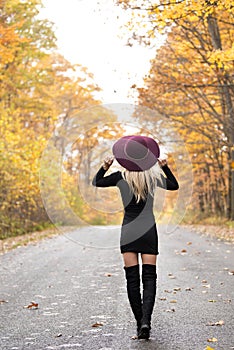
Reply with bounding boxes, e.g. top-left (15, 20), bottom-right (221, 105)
top-left (103, 156), bottom-right (114, 170)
